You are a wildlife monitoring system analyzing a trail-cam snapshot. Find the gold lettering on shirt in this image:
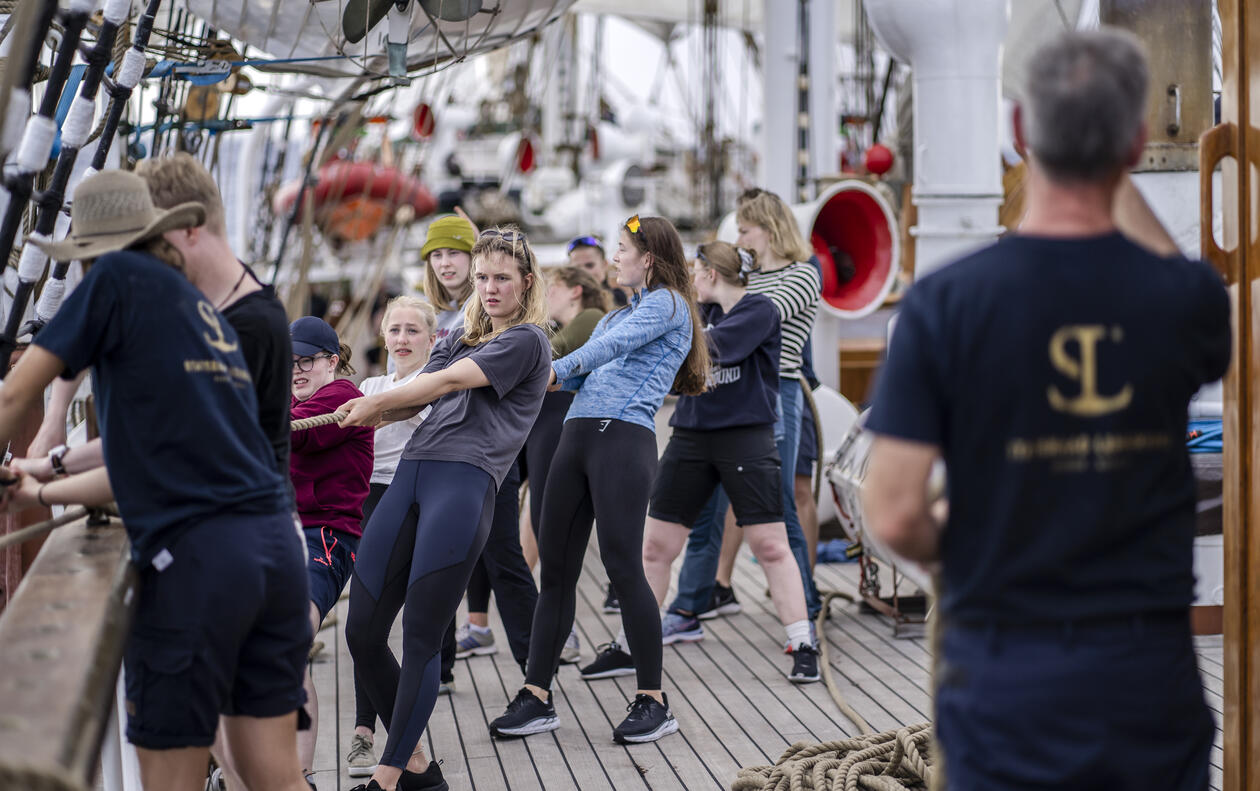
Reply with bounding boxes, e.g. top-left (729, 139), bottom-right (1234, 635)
top-left (1046, 324), bottom-right (1132, 417)
top-left (198, 301), bottom-right (238, 354)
